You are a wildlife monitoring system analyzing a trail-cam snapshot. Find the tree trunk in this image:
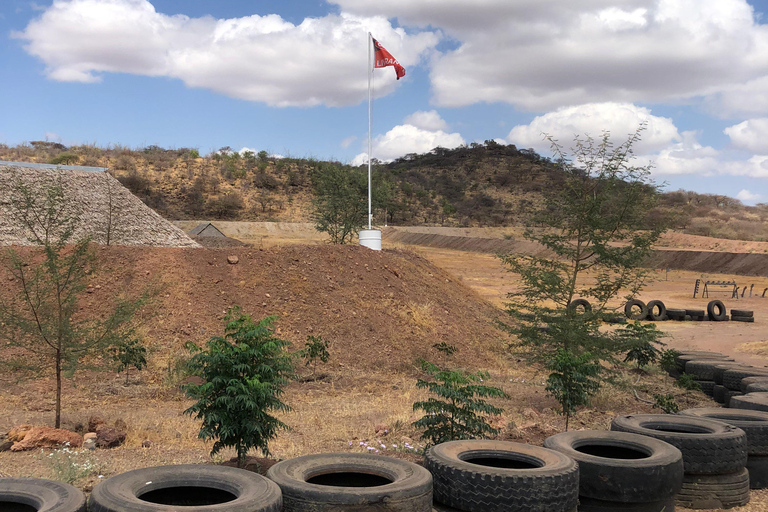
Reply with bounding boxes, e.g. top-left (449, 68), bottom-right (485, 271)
top-left (55, 349), bottom-right (62, 428)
